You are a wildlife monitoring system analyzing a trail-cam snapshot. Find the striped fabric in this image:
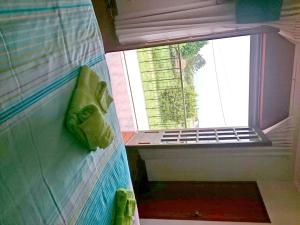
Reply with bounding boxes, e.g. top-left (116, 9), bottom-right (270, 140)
top-left (0, 1), bottom-right (135, 225)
